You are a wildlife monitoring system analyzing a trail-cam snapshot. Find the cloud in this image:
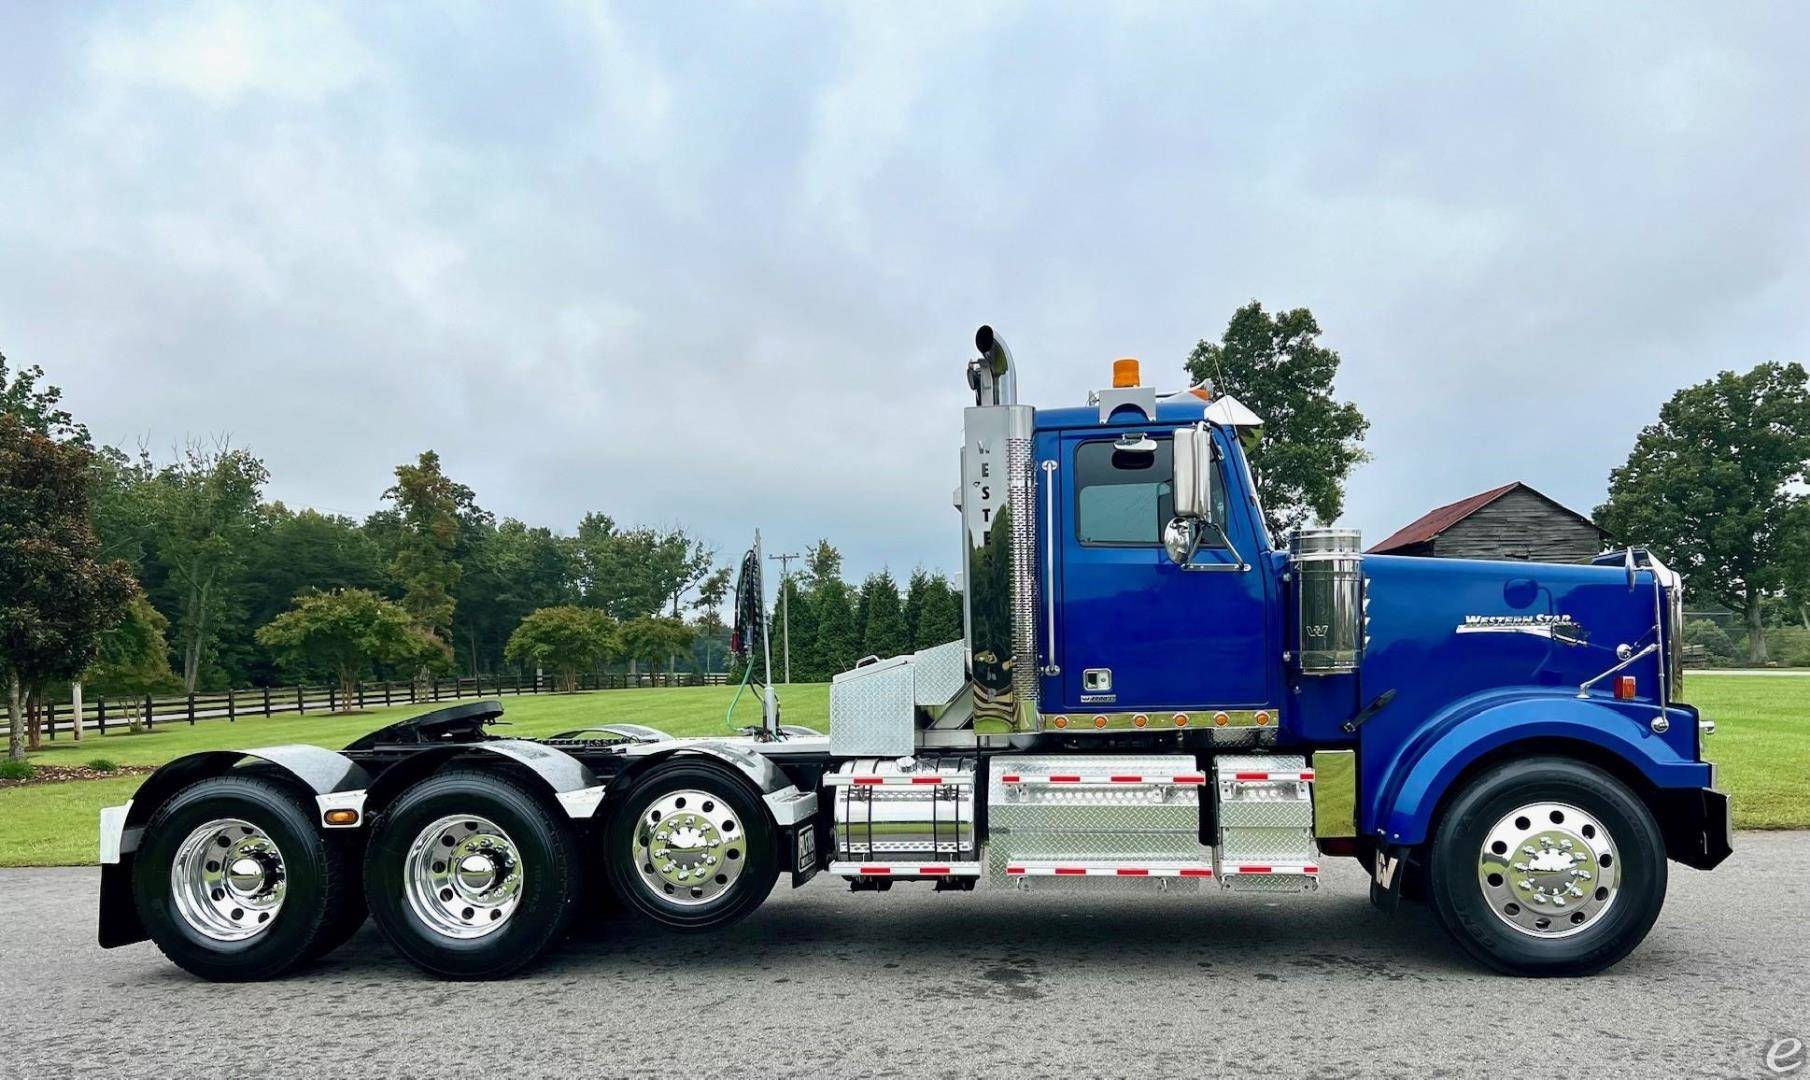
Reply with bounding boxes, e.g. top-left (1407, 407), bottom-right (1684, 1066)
top-left (88, 1), bottom-right (375, 105)
top-left (1, 2), bottom-right (1805, 584)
